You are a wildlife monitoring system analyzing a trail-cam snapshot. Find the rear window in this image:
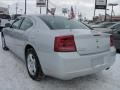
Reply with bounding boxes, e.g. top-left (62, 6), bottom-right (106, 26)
top-left (39, 16), bottom-right (89, 30)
